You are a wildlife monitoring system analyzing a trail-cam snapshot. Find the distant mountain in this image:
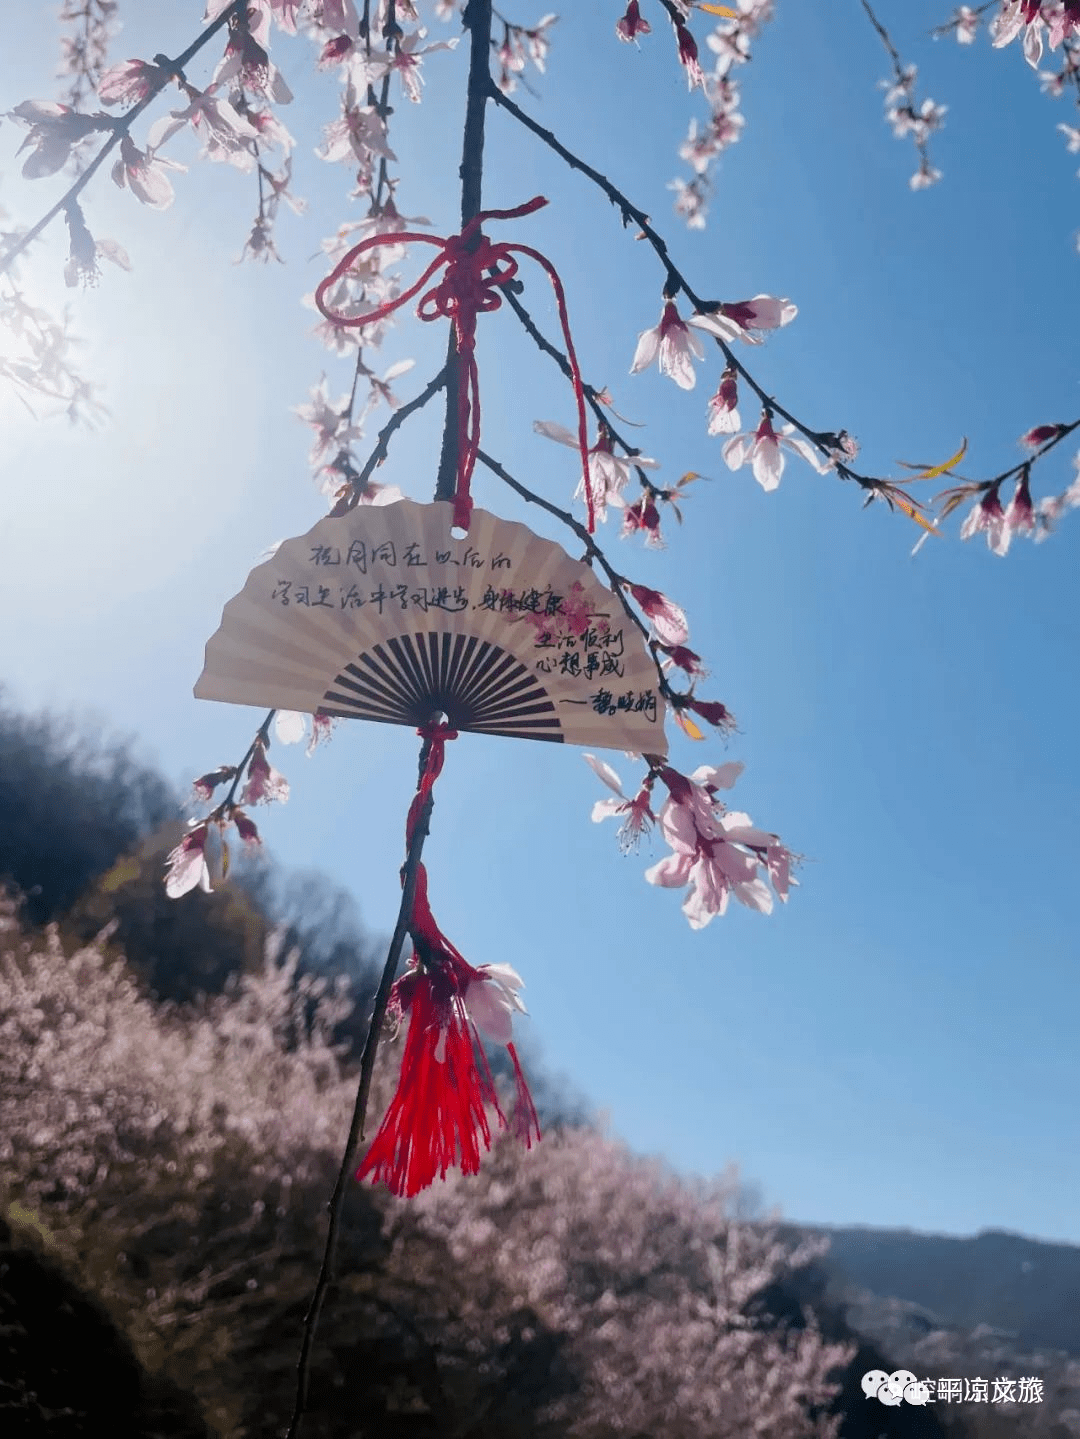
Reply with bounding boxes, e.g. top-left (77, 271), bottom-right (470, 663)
top-left (782, 1224), bottom-right (1080, 1439)
top-left (810, 1226), bottom-right (1080, 1358)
